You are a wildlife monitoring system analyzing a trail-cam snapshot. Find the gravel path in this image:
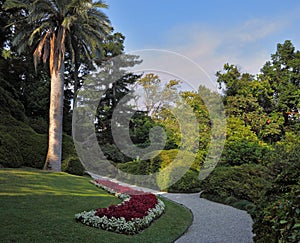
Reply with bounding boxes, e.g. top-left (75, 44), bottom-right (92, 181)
top-left (163, 192), bottom-right (254, 243)
top-left (88, 172), bottom-right (254, 242)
